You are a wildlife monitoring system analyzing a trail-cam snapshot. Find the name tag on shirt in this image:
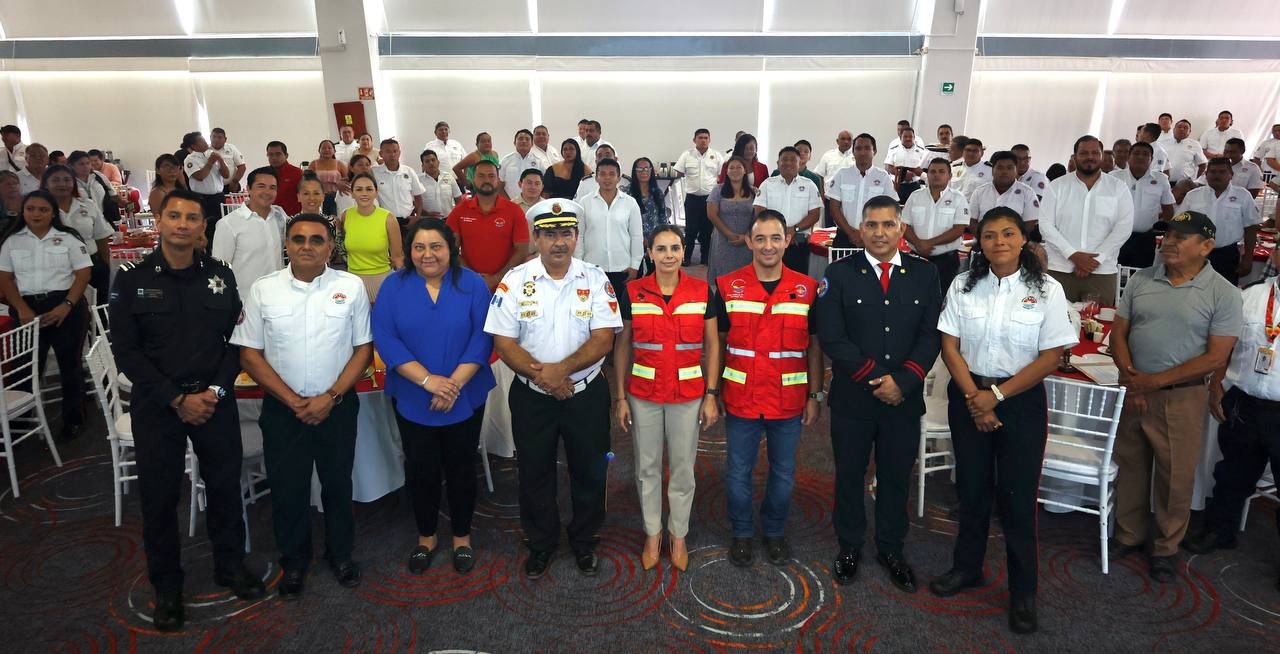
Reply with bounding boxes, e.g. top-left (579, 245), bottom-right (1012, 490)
top-left (137, 288), bottom-right (164, 300)
top-left (1255, 346), bottom-right (1274, 375)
